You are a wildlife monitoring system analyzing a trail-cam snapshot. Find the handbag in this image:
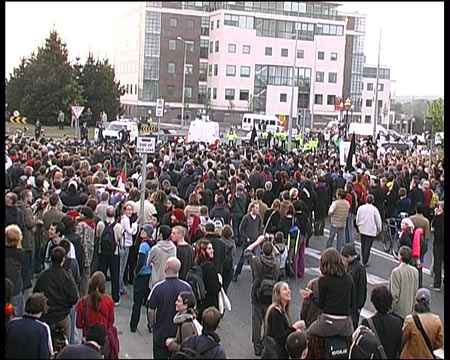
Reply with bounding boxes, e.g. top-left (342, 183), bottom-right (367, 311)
top-left (217, 274), bottom-right (232, 315)
top-left (412, 314), bottom-right (437, 359)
